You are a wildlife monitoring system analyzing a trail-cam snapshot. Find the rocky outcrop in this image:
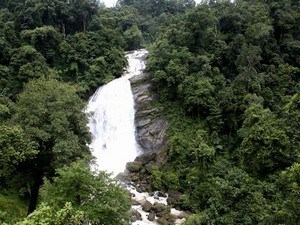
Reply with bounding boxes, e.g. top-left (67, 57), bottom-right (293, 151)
top-left (130, 72), bottom-right (168, 166)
